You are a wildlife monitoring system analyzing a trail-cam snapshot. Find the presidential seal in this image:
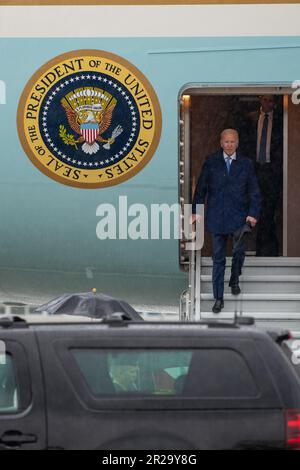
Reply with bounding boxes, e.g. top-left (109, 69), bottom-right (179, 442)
top-left (17, 50), bottom-right (162, 188)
